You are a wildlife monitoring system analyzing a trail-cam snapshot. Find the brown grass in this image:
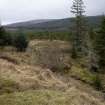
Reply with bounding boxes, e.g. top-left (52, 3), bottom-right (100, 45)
top-left (0, 57), bottom-right (67, 90)
top-left (0, 40), bottom-right (105, 105)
